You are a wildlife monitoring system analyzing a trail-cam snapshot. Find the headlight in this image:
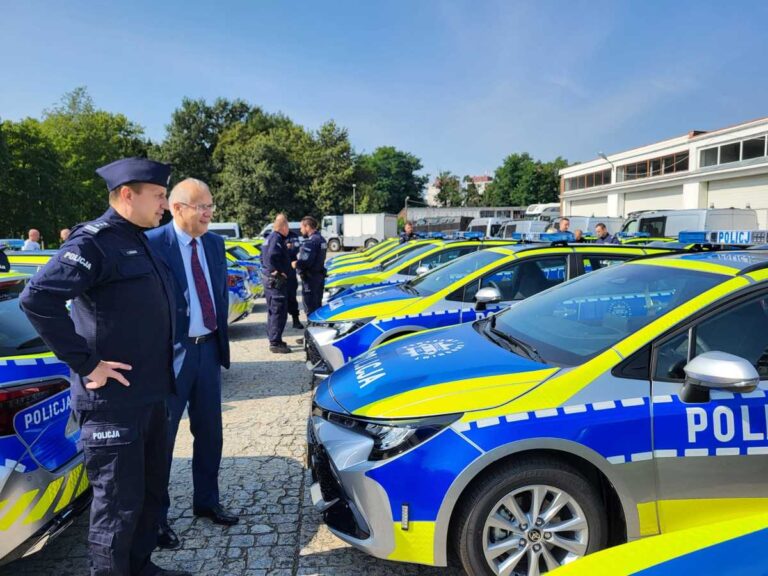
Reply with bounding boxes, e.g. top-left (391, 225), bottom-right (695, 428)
top-left (330, 317), bottom-right (373, 338)
top-left (322, 286), bottom-right (345, 304)
top-left (316, 409), bottom-right (462, 460)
